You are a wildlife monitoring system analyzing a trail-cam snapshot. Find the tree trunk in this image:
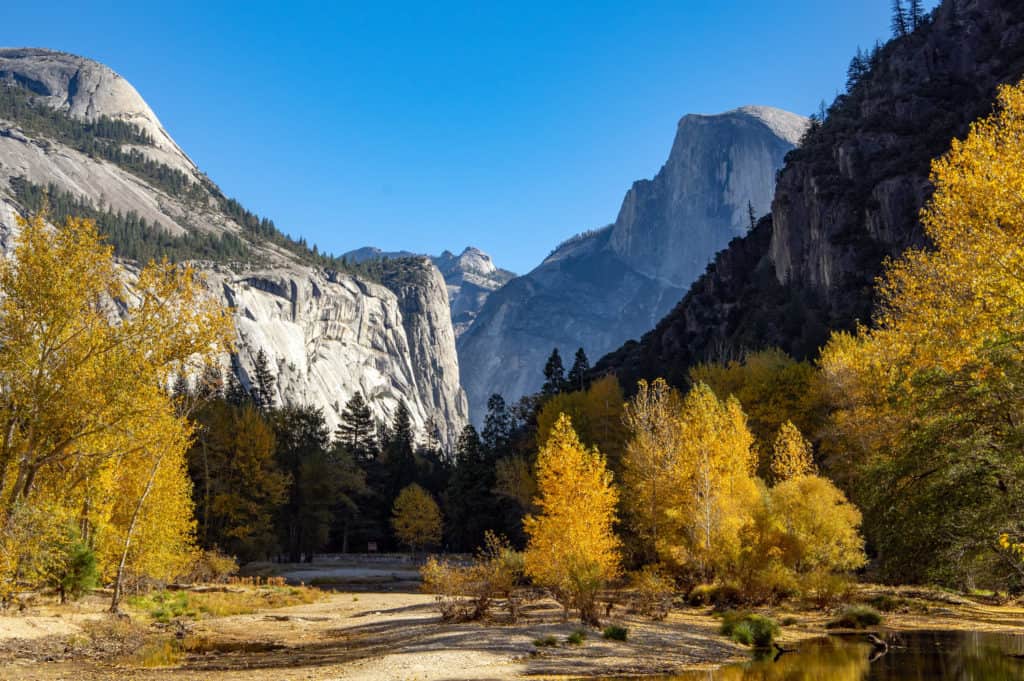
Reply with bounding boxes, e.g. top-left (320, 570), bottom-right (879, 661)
top-left (110, 454), bottom-right (163, 613)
